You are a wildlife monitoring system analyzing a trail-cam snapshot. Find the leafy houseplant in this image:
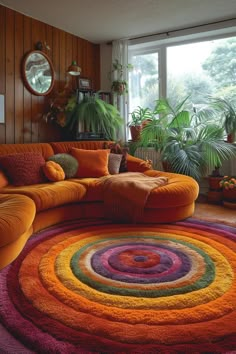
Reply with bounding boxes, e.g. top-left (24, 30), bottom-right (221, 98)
top-left (137, 97), bottom-right (236, 181)
top-left (64, 93), bottom-right (123, 140)
top-left (128, 106), bottom-right (153, 141)
top-left (209, 97), bottom-right (236, 143)
top-left (220, 176), bottom-right (236, 190)
top-left (111, 80), bottom-right (128, 95)
top-left (220, 176), bottom-right (236, 205)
